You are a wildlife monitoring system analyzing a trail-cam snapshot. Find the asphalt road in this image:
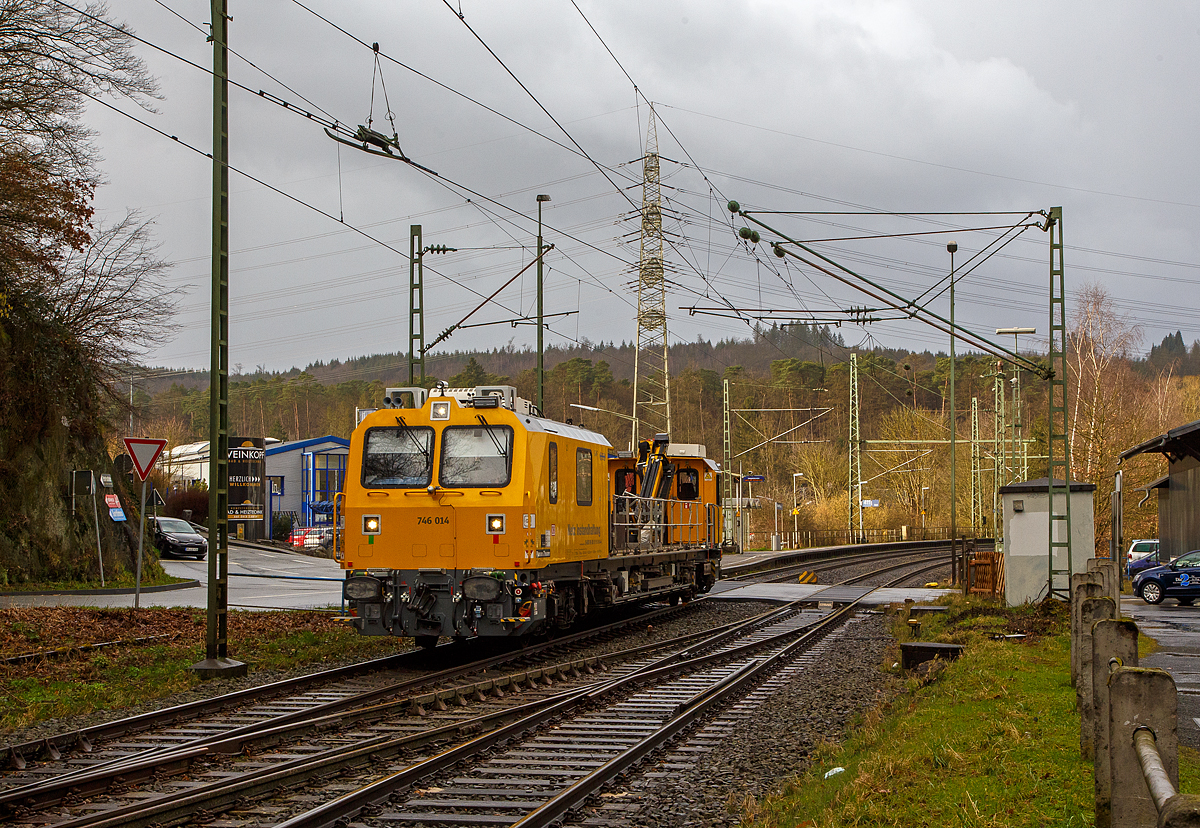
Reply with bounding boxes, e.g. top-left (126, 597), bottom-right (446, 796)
top-left (0, 546), bottom-right (345, 611)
